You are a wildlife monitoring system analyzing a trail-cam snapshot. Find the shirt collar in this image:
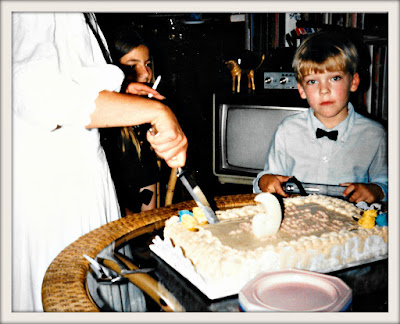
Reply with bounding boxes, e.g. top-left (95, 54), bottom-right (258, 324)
top-left (308, 103), bottom-right (355, 143)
